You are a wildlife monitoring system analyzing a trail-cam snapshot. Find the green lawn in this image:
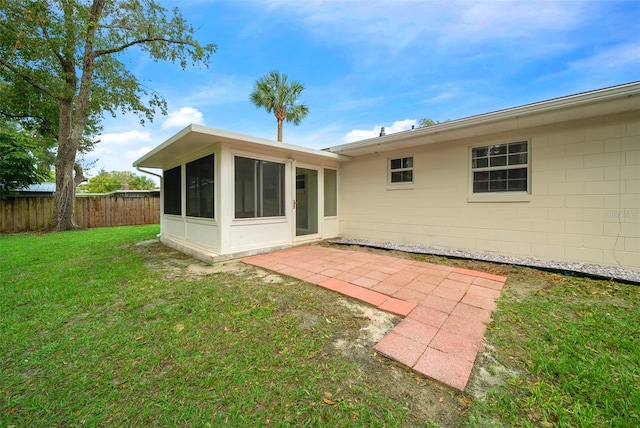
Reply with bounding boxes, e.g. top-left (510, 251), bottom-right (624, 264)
top-left (0, 226), bottom-right (420, 426)
top-left (1, 226), bottom-right (639, 427)
top-left (461, 265), bottom-right (640, 427)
